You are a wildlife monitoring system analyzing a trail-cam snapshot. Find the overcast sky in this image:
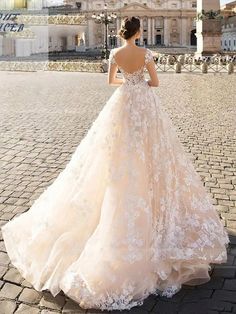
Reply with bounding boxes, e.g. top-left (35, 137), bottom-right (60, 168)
top-left (220, 0), bottom-right (234, 4)
top-left (47, 0), bottom-right (64, 5)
